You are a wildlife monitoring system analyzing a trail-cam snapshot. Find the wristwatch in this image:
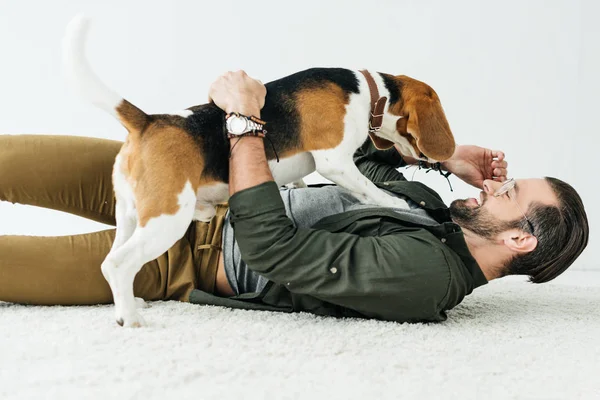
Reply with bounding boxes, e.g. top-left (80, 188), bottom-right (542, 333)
top-left (225, 113), bottom-right (265, 136)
